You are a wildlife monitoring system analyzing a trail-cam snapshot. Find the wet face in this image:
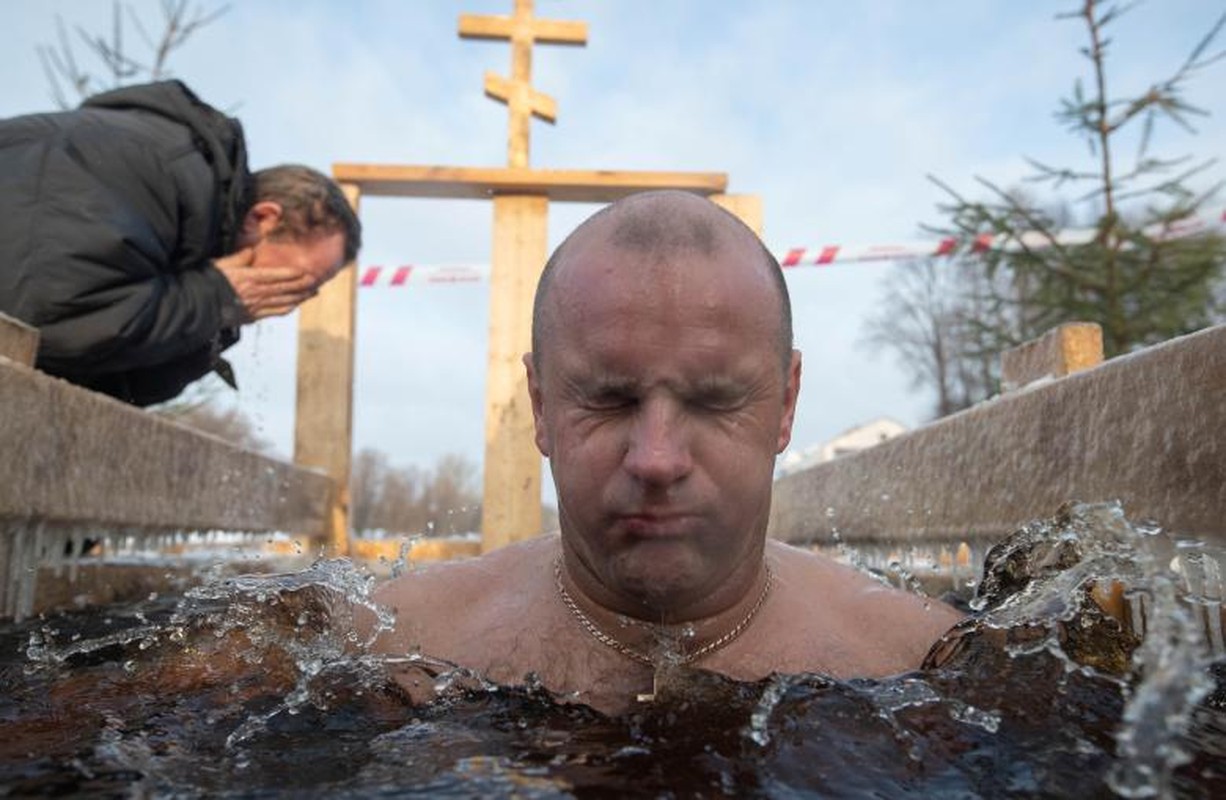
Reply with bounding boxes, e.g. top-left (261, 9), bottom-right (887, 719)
top-left (527, 215), bottom-right (801, 619)
top-left (250, 230), bottom-right (347, 291)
